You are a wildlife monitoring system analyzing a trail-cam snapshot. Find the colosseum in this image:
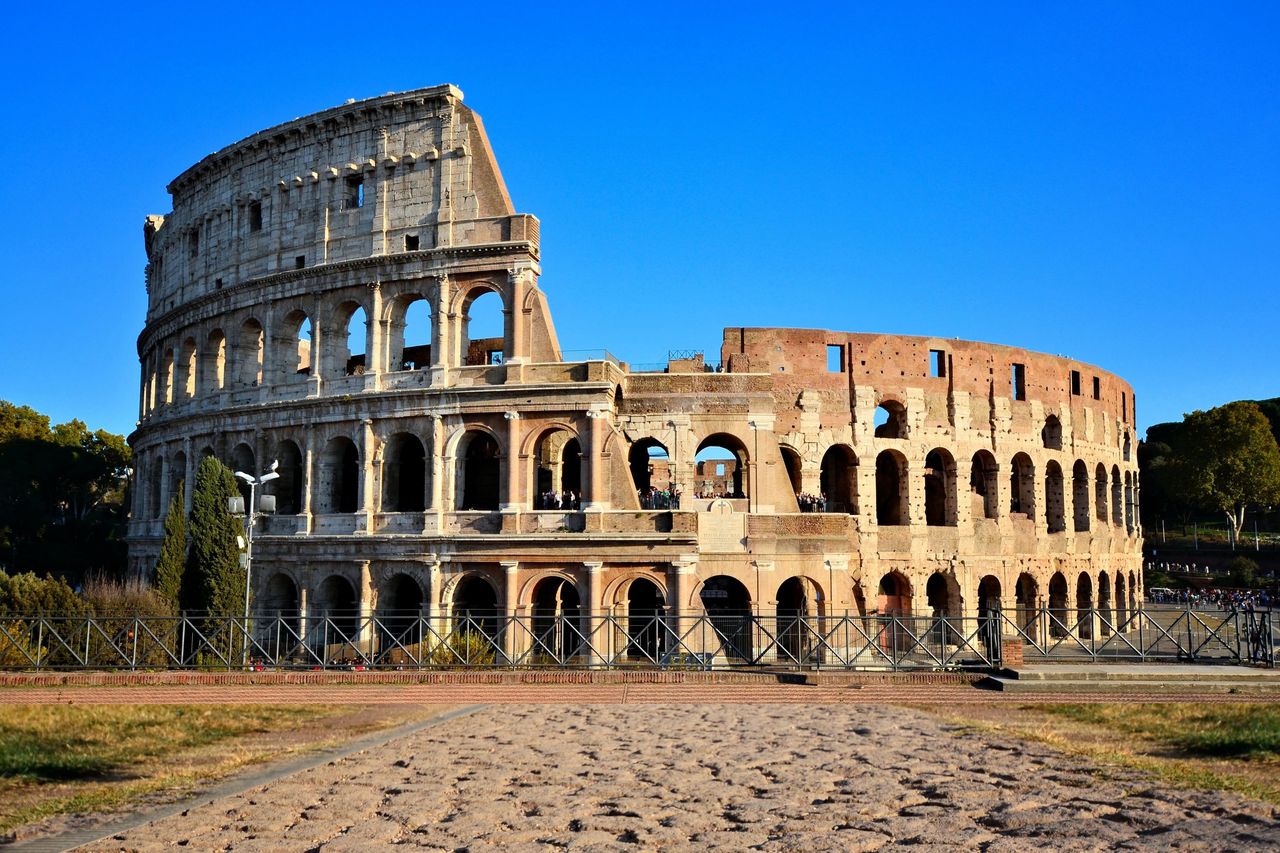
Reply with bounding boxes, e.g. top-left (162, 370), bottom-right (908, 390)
top-left (128, 84), bottom-right (1142, 665)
